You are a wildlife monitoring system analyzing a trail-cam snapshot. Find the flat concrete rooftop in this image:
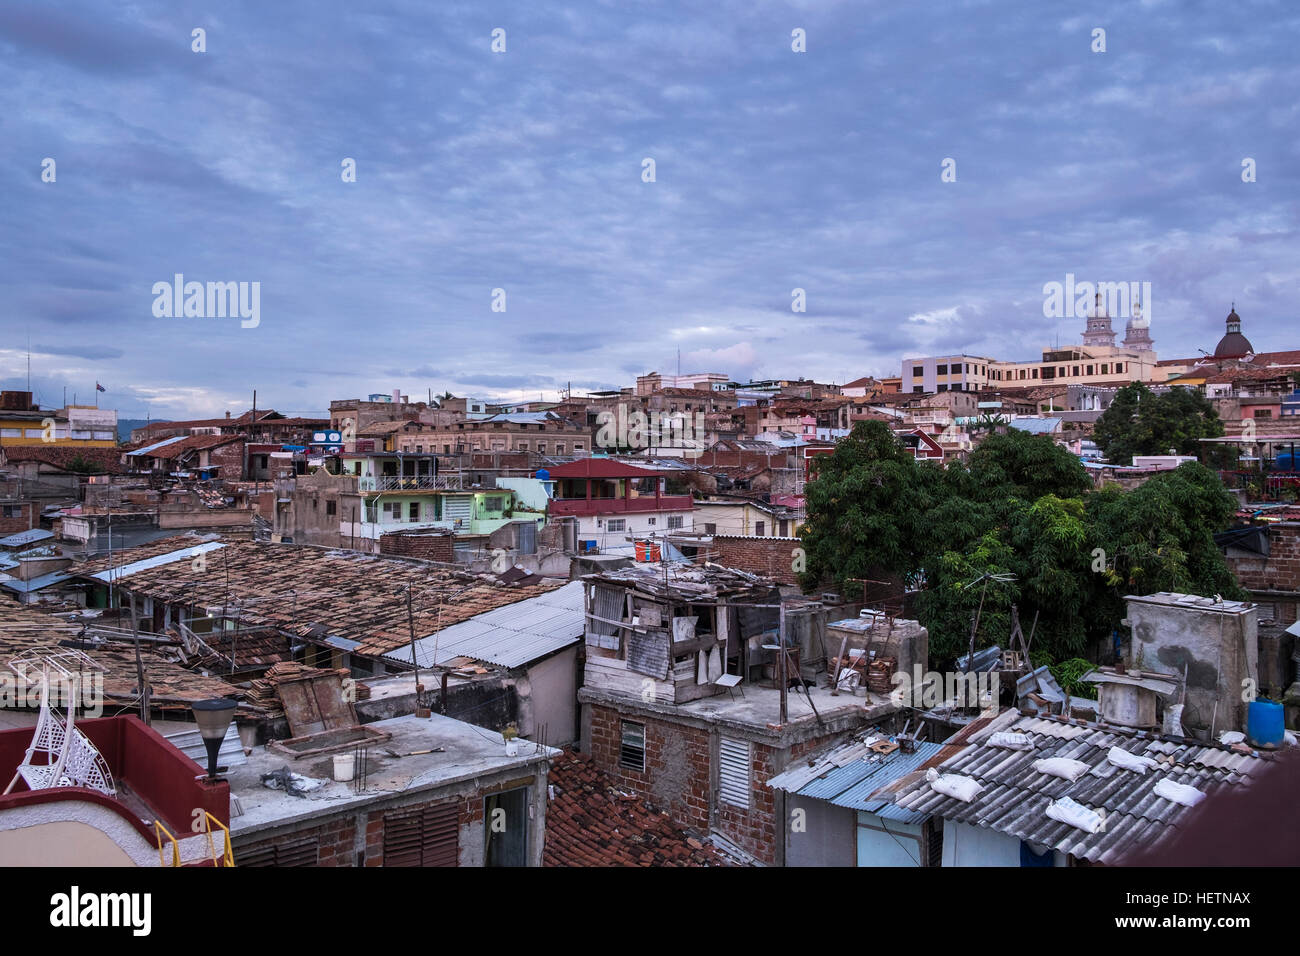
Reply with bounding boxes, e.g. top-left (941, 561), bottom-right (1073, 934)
top-left (226, 713), bottom-right (558, 837)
